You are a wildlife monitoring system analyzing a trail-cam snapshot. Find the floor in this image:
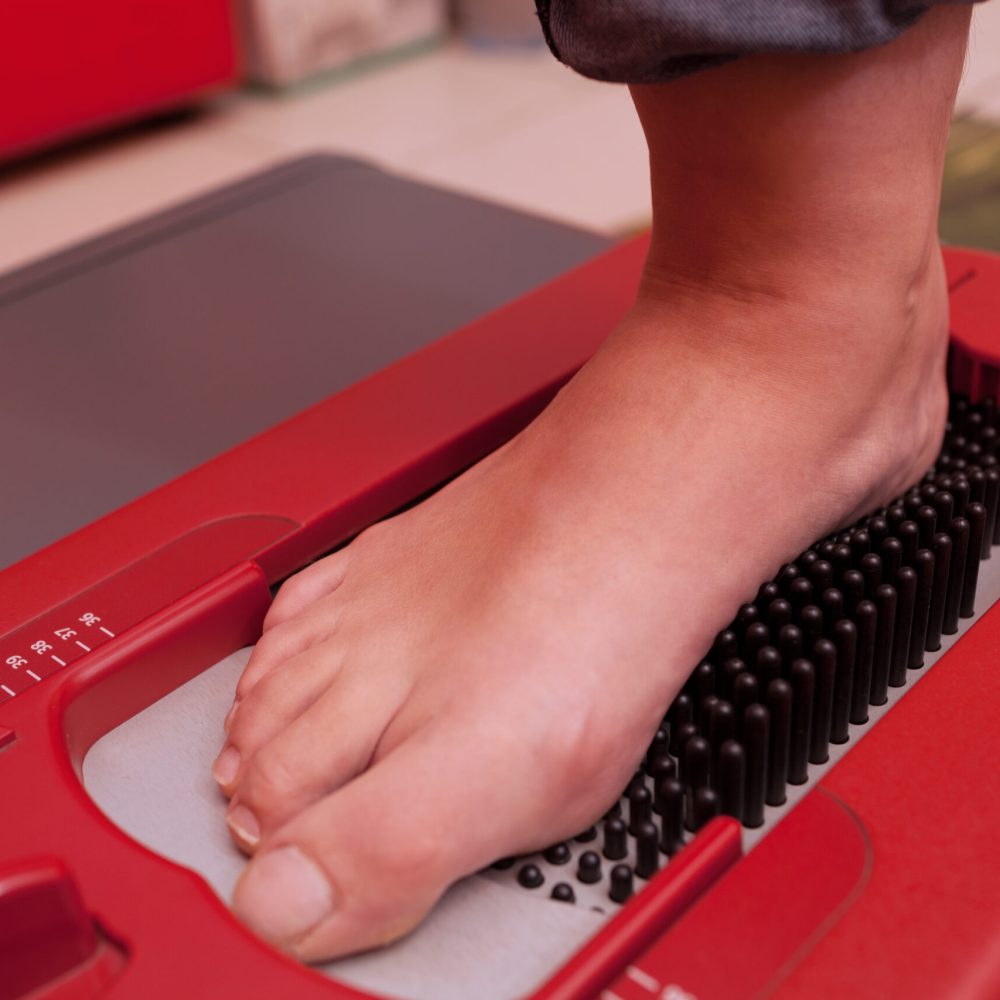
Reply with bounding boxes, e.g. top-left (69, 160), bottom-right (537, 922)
top-left (1, 4), bottom-right (999, 276)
